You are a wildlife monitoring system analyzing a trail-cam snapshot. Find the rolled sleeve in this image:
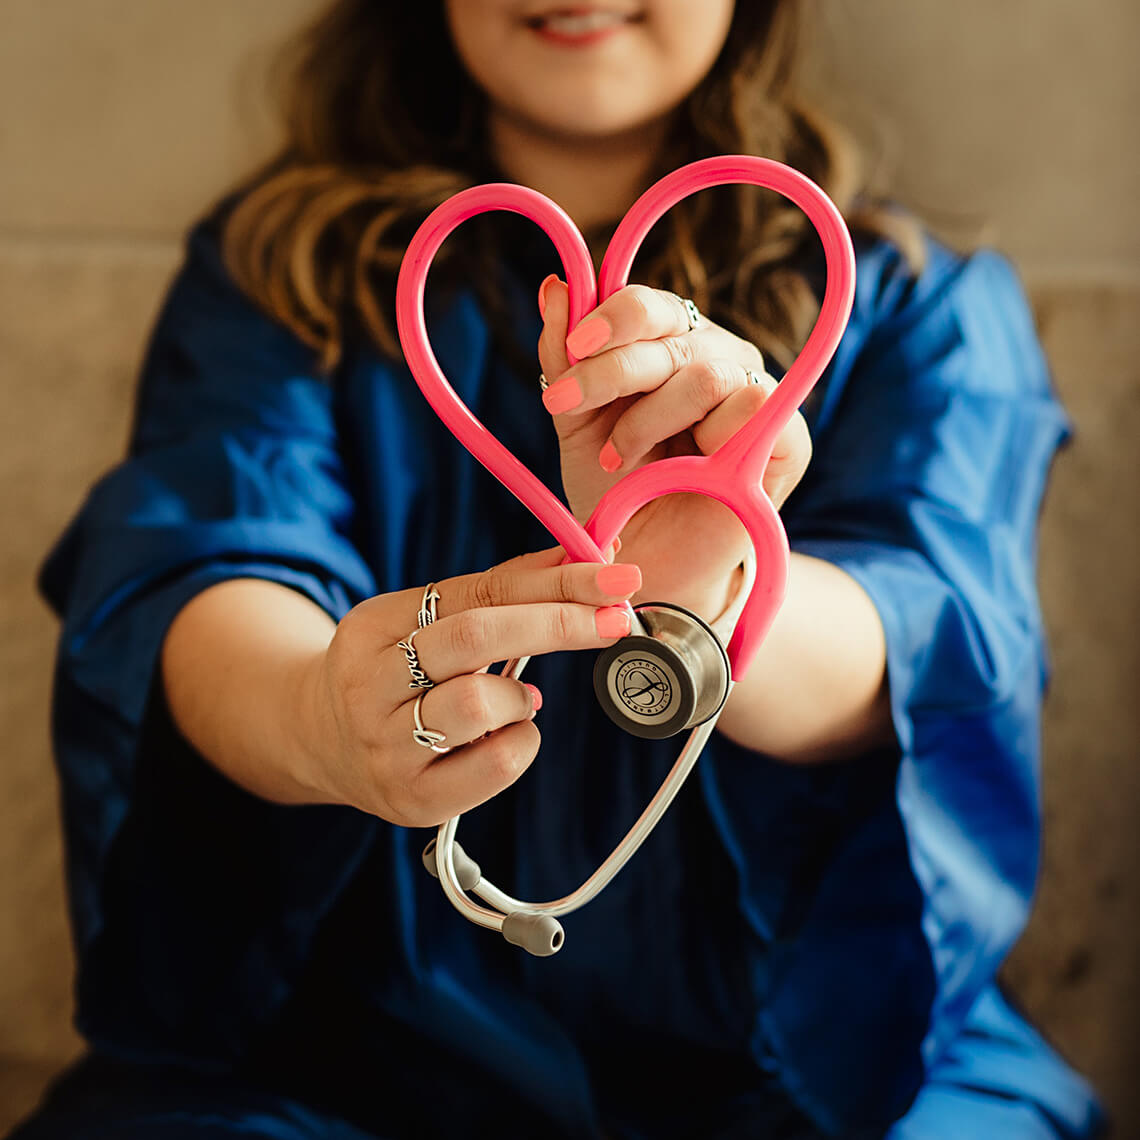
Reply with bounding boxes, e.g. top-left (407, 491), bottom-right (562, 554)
top-left (39, 222), bottom-right (380, 1064)
top-left (703, 240), bottom-right (1076, 1132)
